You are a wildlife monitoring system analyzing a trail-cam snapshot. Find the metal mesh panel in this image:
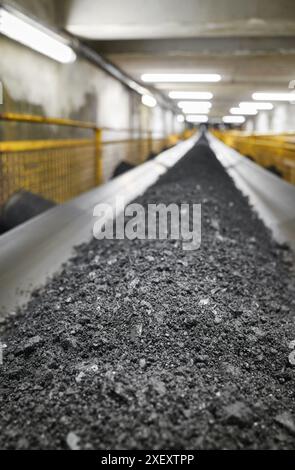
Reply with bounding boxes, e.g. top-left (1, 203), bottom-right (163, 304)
top-left (0, 143), bottom-right (96, 205)
top-left (0, 113), bottom-right (179, 209)
top-left (213, 130), bottom-right (295, 184)
top-left (0, 138), bottom-right (167, 207)
top-left (101, 138), bottom-right (167, 181)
